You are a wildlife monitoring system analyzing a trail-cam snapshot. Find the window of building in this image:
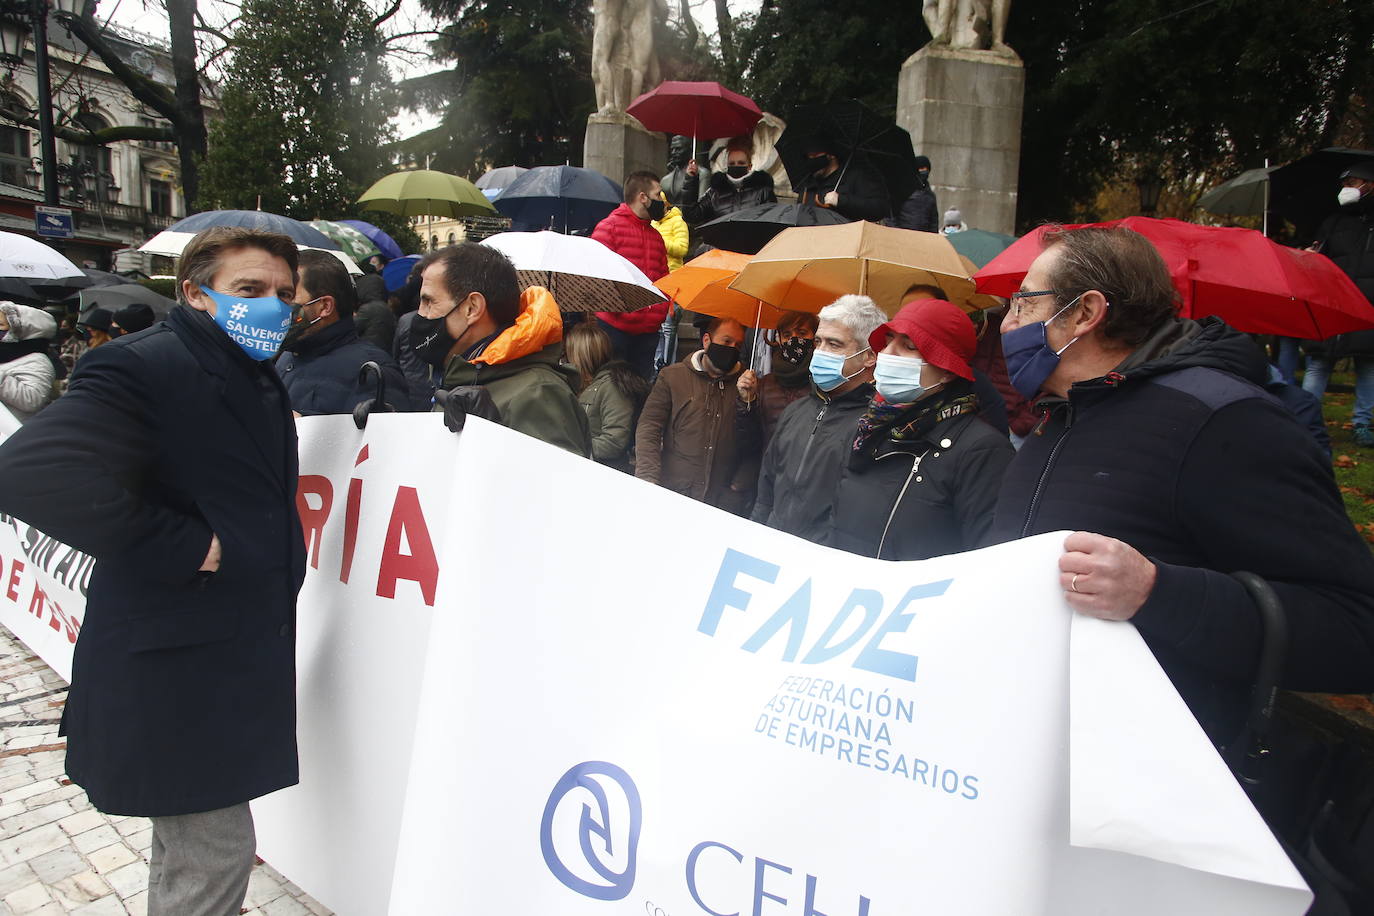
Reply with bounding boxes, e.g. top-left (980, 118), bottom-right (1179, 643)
top-left (0, 125), bottom-right (30, 188)
top-left (446, 232), bottom-right (456, 246)
top-left (149, 179), bottom-right (172, 217)
top-left (430, 235), bottom-right (439, 250)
